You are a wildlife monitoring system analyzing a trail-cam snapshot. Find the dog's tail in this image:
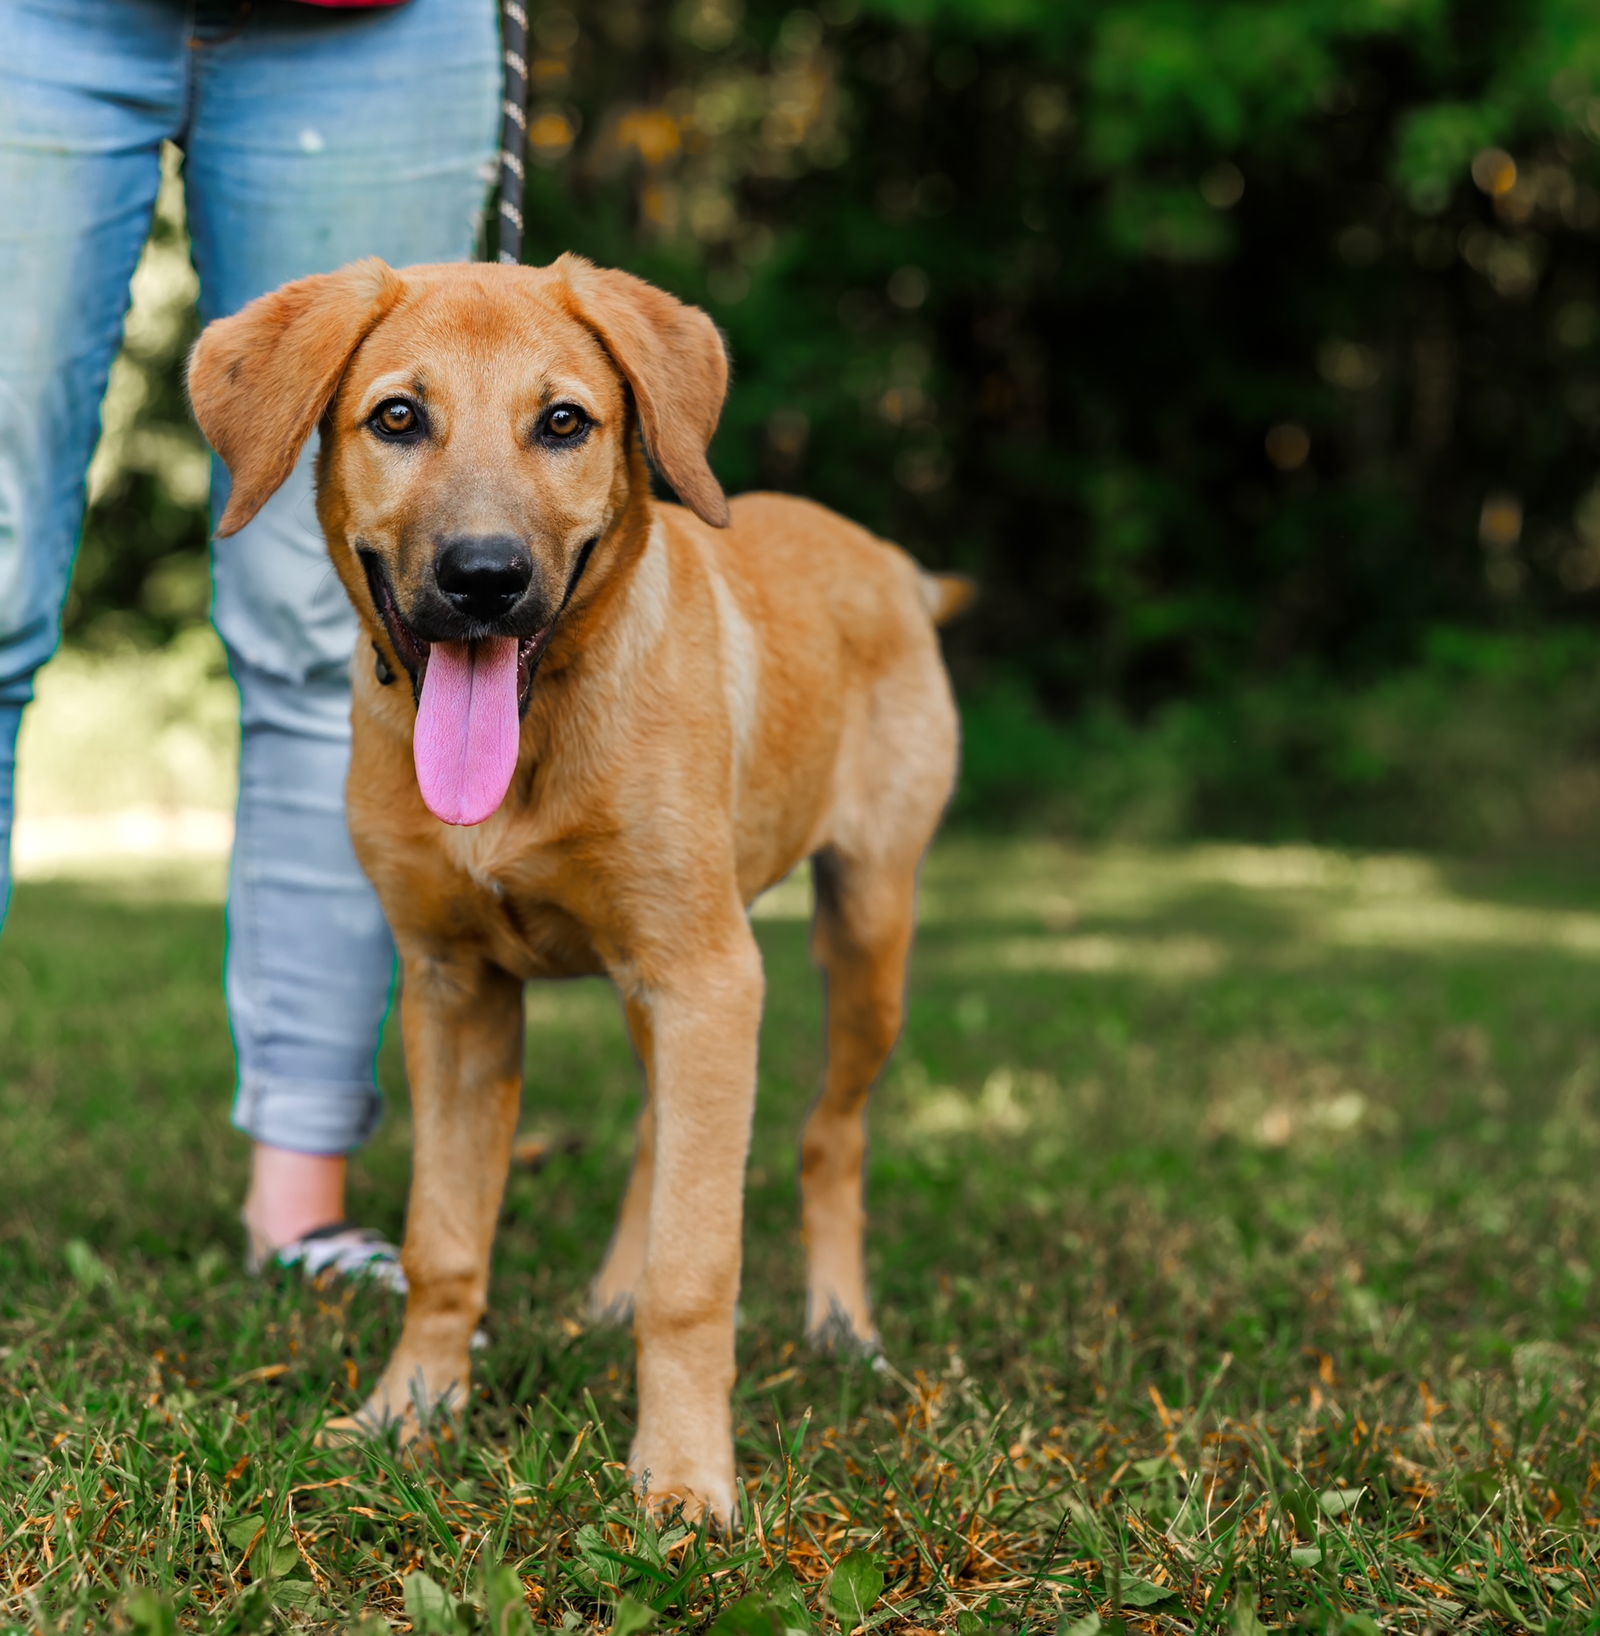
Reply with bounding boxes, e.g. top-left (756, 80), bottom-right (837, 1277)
top-left (919, 571), bottom-right (979, 626)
